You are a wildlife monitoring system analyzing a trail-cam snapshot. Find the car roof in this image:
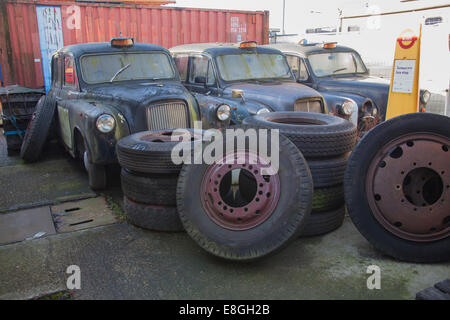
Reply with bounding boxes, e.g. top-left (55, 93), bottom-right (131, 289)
top-left (57, 42), bottom-right (170, 59)
top-left (170, 43), bottom-right (284, 57)
top-left (266, 43), bottom-right (357, 58)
